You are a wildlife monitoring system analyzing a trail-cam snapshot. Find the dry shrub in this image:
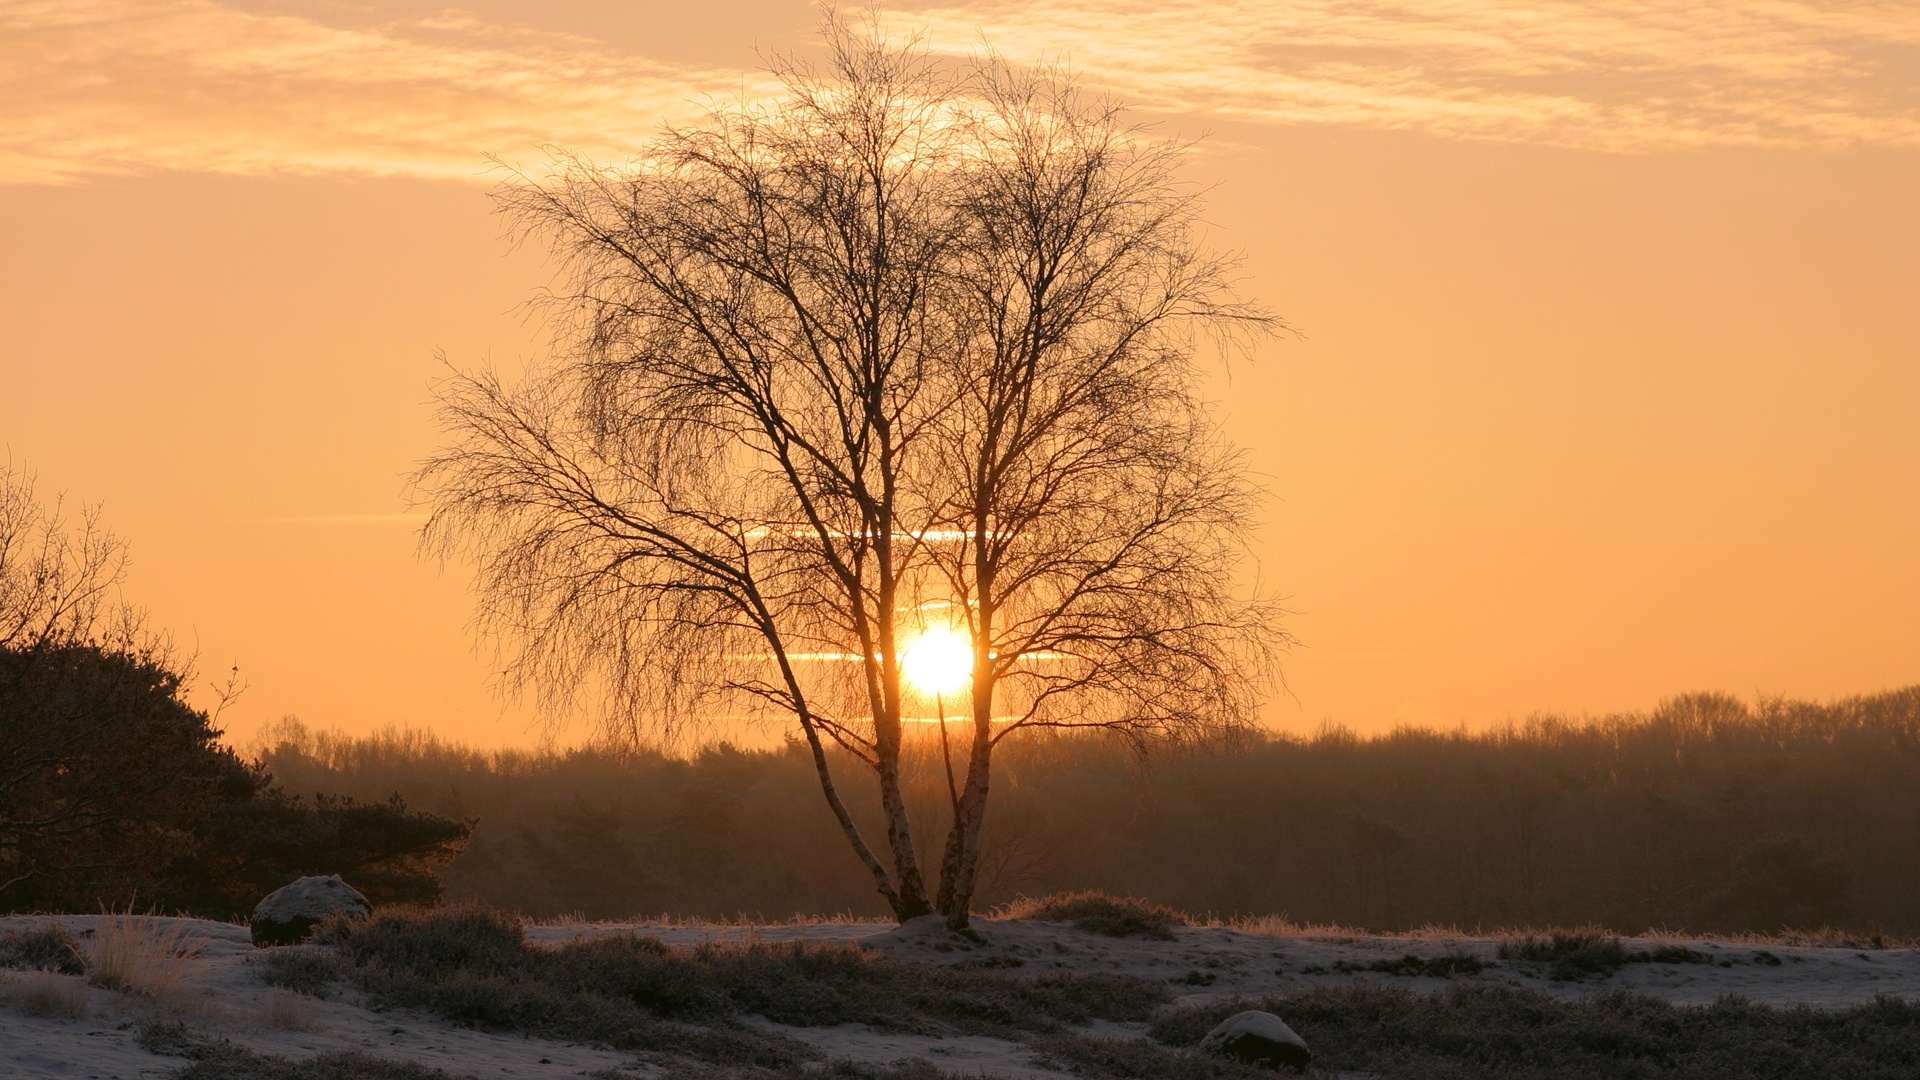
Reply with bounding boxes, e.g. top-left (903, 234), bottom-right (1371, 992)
top-left (997, 891), bottom-right (1188, 940)
top-left (0, 970), bottom-right (90, 1018)
top-left (0, 923), bottom-right (88, 974)
top-left (88, 913), bottom-right (208, 996)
